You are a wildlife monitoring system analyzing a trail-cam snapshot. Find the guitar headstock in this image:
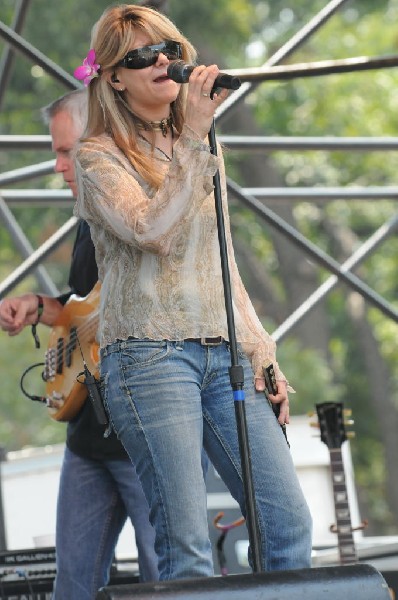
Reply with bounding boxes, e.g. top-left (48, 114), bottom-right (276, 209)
top-left (313, 402), bottom-right (353, 450)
